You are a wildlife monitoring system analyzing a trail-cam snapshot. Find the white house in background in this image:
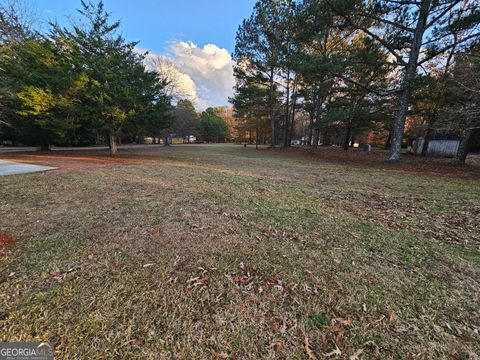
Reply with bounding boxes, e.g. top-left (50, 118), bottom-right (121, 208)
top-left (186, 135), bottom-right (197, 143)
